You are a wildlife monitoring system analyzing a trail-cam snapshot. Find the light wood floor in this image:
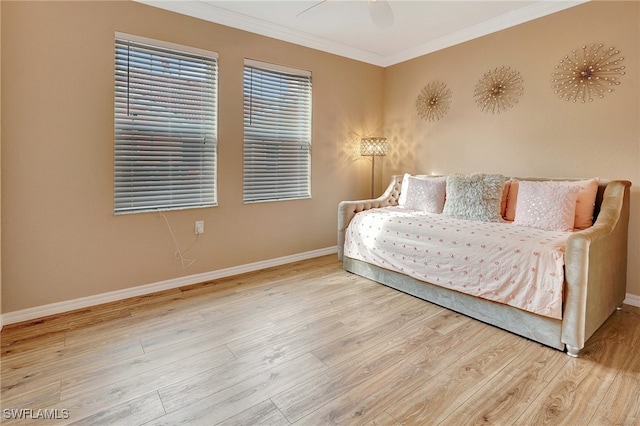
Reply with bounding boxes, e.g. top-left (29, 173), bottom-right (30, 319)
top-left (2, 255), bottom-right (639, 425)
